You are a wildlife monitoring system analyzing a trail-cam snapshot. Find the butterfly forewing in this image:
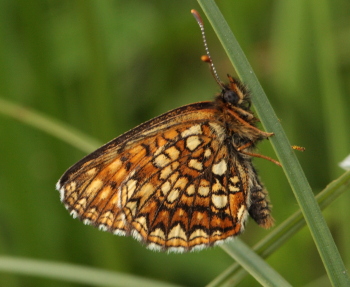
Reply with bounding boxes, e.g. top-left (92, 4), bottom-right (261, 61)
top-left (57, 78), bottom-right (274, 252)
